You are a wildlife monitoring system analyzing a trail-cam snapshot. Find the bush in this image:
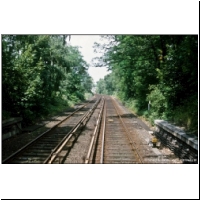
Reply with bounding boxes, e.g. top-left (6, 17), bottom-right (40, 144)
top-left (147, 85), bottom-right (167, 115)
top-left (173, 95), bottom-right (198, 134)
top-left (2, 110), bottom-right (11, 121)
top-left (84, 92), bottom-right (93, 100)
